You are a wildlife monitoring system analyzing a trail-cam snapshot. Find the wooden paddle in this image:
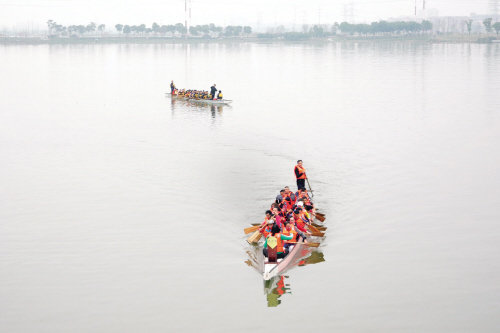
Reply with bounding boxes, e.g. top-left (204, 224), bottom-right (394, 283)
top-left (309, 230), bottom-right (325, 237)
top-left (305, 176), bottom-right (314, 198)
top-left (312, 223), bottom-right (326, 231)
top-left (247, 230), bottom-right (262, 244)
top-left (307, 224), bottom-right (322, 234)
top-left (313, 212), bottom-right (326, 222)
top-left (287, 241), bottom-right (320, 247)
top-left (307, 230), bottom-right (324, 237)
top-left (244, 225), bottom-right (261, 234)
